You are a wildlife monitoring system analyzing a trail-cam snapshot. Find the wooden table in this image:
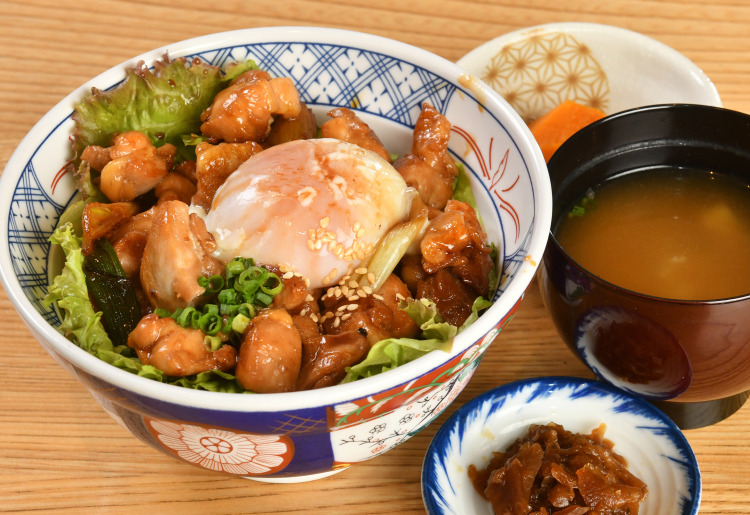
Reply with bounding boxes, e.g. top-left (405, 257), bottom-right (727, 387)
top-left (2, 1), bottom-right (749, 513)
